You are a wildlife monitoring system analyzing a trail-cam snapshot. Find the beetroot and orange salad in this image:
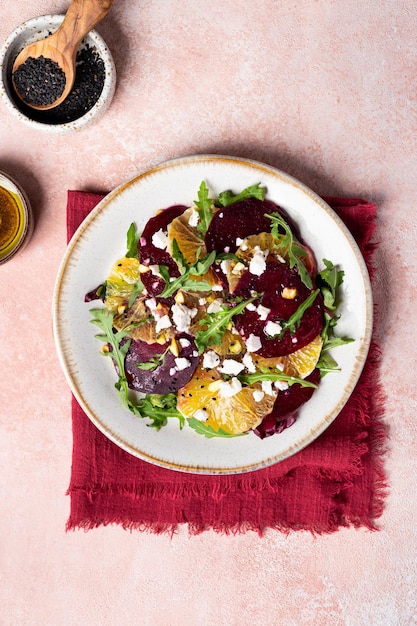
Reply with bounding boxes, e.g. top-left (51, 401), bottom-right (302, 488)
top-left (87, 182), bottom-right (352, 438)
